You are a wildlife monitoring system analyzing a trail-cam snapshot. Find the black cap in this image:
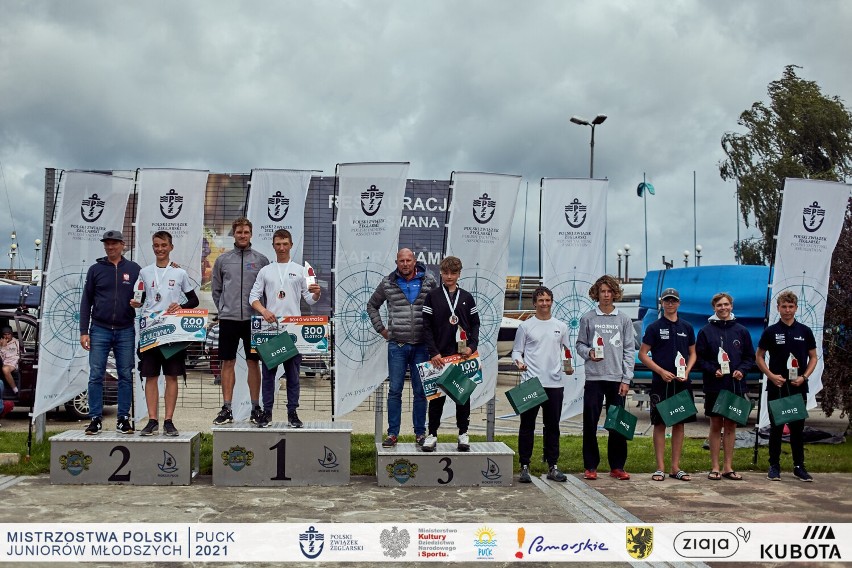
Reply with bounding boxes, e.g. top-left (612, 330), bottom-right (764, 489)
top-left (1, 326), bottom-right (12, 334)
top-left (100, 230), bottom-right (125, 242)
top-left (660, 288), bottom-right (680, 301)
